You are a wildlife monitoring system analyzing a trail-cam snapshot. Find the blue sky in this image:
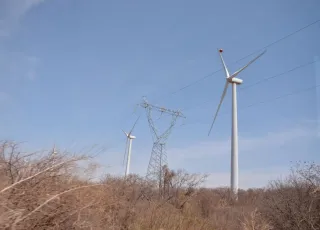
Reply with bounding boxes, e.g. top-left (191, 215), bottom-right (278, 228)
top-left (0, 0), bottom-right (319, 188)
